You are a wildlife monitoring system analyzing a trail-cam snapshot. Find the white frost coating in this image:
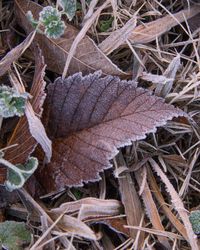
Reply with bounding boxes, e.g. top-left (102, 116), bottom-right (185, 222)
top-left (25, 103), bottom-right (52, 162)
